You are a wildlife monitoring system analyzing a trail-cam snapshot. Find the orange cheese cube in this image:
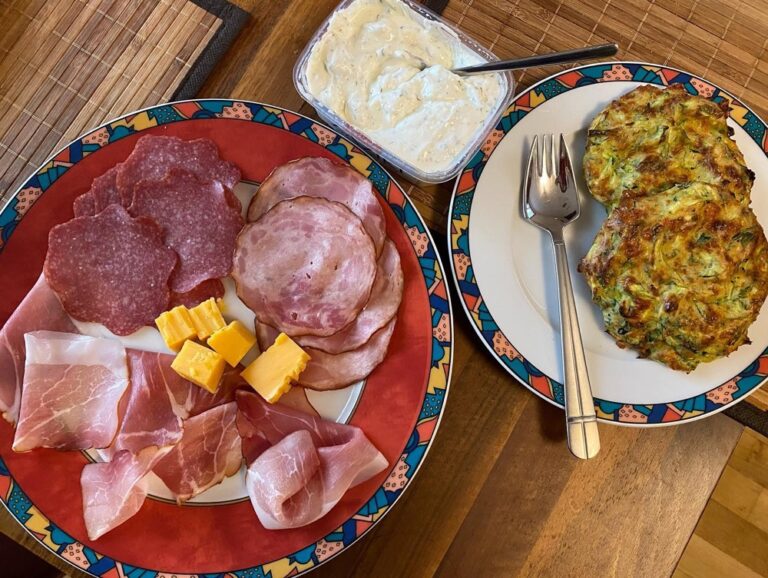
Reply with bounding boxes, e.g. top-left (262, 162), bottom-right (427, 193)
top-left (171, 340), bottom-right (225, 393)
top-left (155, 306), bottom-right (196, 351)
top-left (188, 298), bottom-right (226, 340)
top-left (207, 320), bottom-right (257, 367)
top-left (240, 333), bottom-right (310, 403)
